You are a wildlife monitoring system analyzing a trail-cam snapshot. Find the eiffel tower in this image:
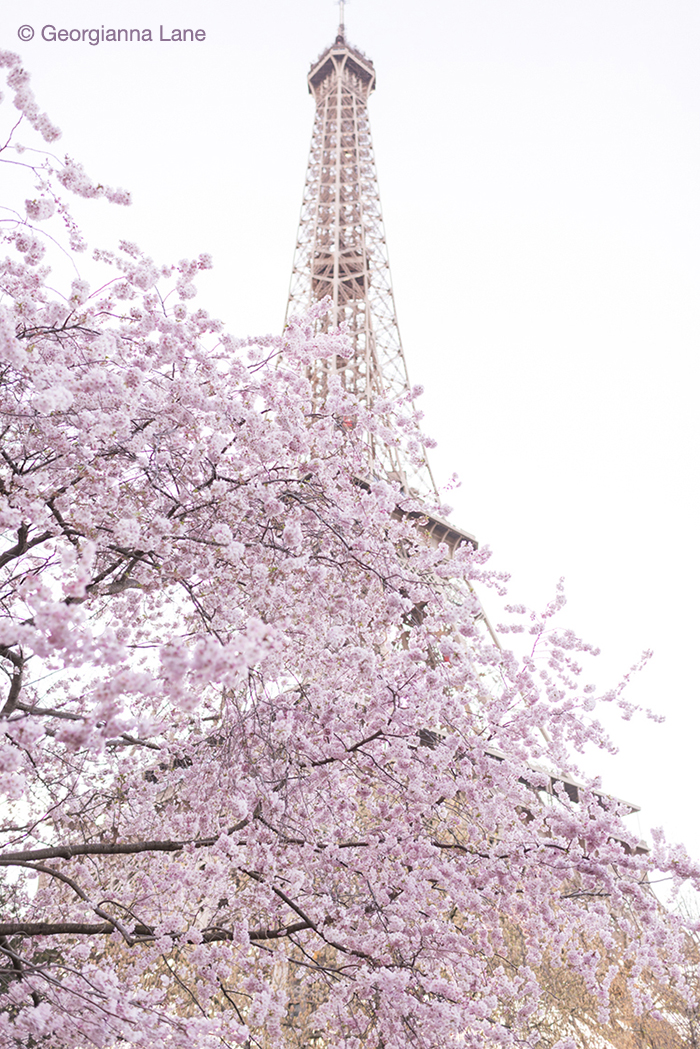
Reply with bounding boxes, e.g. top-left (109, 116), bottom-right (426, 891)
top-left (285, 7), bottom-right (476, 553)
